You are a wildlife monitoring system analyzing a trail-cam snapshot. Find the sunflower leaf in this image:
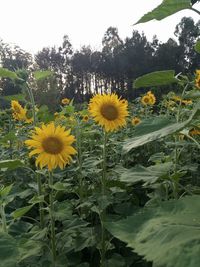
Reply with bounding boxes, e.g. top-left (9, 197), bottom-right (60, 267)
top-left (133, 70), bottom-right (177, 88)
top-left (135, 0), bottom-right (191, 25)
top-left (105, 195), bottom-right (200, 267)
